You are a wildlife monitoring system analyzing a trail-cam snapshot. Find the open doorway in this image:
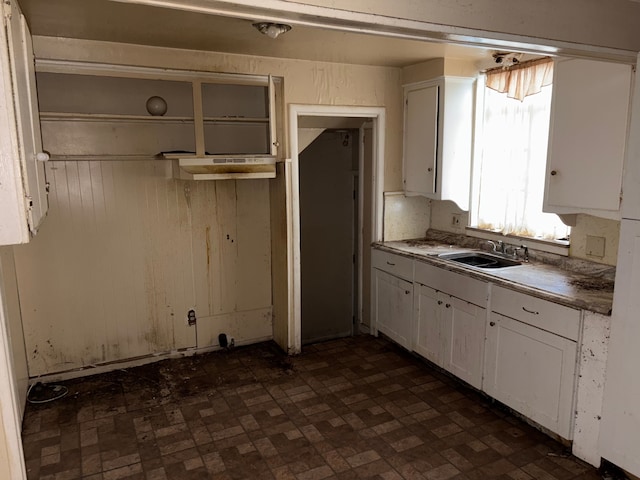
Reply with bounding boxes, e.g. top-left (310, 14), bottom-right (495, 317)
top-left (299, 129), bottom-right (359, 344)
top-left (288, 105), bottom-right (385, 353)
